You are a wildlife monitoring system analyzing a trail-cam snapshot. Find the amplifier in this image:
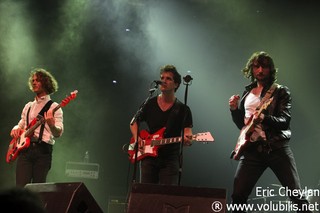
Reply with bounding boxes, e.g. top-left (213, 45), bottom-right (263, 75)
top-left (65, 161), bottom-right (100, 179)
